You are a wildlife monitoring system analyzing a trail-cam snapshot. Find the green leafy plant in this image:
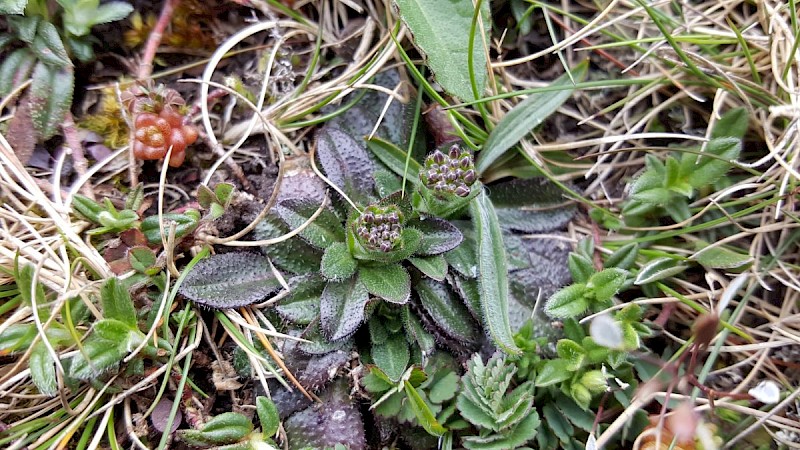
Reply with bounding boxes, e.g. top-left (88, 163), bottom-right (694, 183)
top-left (456, 353), bottom-right (540, 449)
top-left (178, 396), bottom-right (281, 449)
top-left (621, 108), bottom-right (746, 224)
top-left (0, 0), bottom-right (132, 139)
